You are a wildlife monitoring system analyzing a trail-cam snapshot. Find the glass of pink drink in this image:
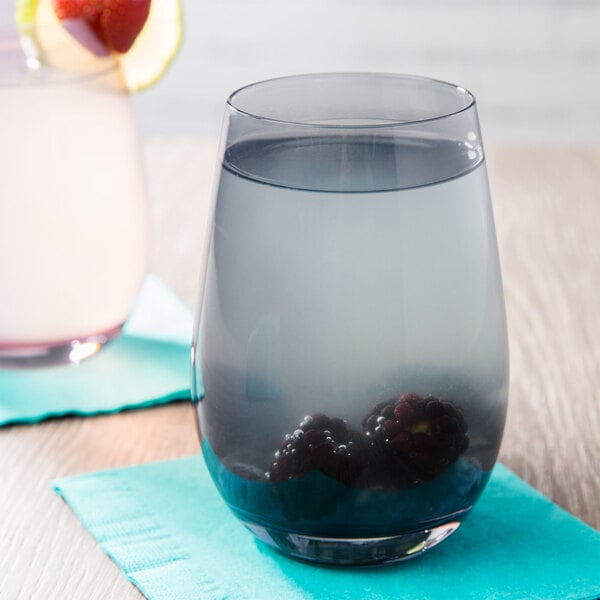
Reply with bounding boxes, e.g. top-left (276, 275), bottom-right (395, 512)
top-left (0, 35), bottom-right (149, 367)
